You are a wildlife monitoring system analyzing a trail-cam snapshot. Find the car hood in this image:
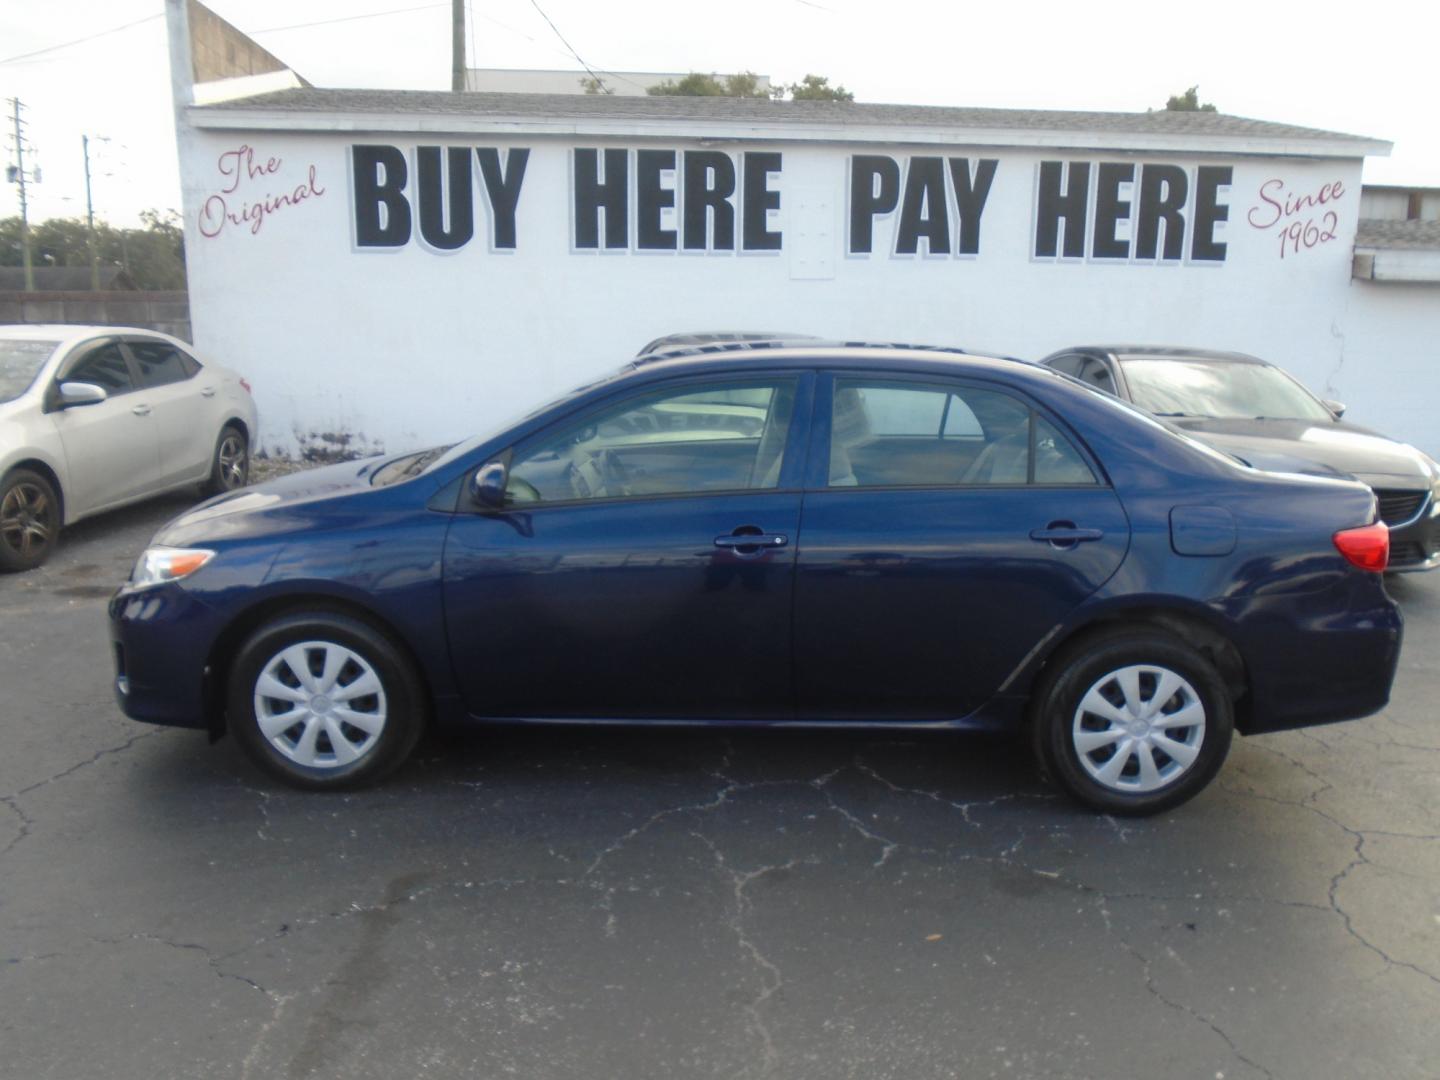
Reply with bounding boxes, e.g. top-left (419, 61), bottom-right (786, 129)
top-left (1168, 417), bottom-right (1438, 489)
top-left (154, 456), bottom-right (390, 546)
